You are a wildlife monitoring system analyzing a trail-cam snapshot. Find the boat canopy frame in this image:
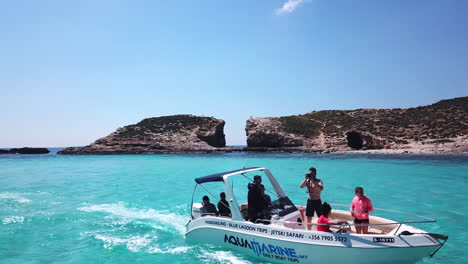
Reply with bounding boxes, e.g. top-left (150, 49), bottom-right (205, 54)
top-left (191, 167), bottom-right (288, 221)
